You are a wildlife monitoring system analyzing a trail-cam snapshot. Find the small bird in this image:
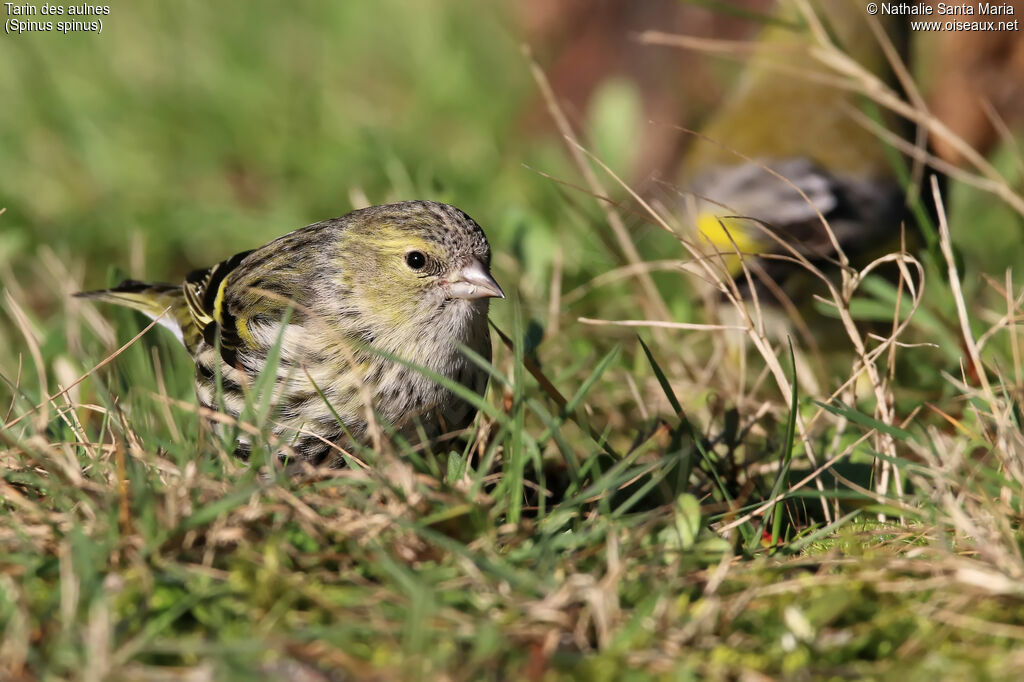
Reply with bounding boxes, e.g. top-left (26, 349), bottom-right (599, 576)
top-left (680, 0), bottom-right (910, 299)
top-left (76, 201), bottom-right (505, 465)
